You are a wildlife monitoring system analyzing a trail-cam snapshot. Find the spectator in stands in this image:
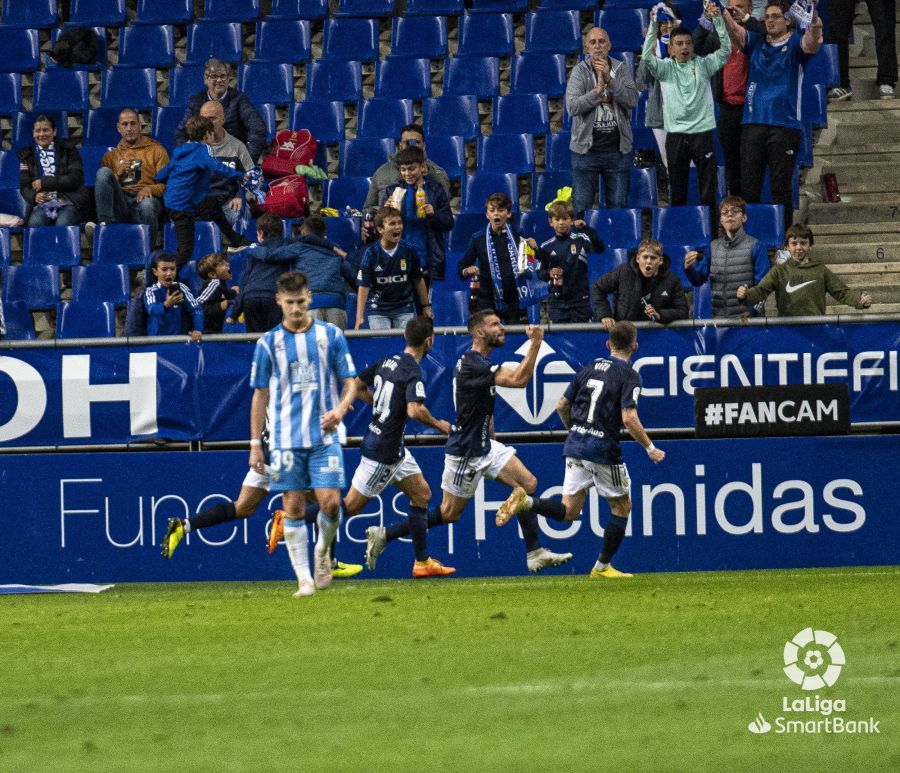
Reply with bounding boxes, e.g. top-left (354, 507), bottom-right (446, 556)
top-left (684, 196), bottom-right (770, 317)
top-left (828, 0), bottom-right (897, 101)
top-left (363, 124), bottom-right (450, 214)
top-left (737, 224), bottom-right (872, 315)
top-left (693, 0), bottom-right (765, 197)
top-left (591, 238), bottom-right (689, 328)
top-left (197, 252), bottom-right (238, 334)
top-left (381, 145), bottom-right (454, 281)
top-left (17, 115), bottom-right (89, 227)
top-left (144, 252), bottom-right (203, 341)
top-left (722, 0), bottom-right (823, 230)
top-left (199, 101), bottom-right (255, 227)
top-left (91, 108), bottom-right (169, 248)
top-left (355, 207), bottom-right (431, 330)
top-left (175, 59), bottom-right (268, 163)
top-left (155, 116), bottom-right (251, 269)
top-left (566, 26), bottom-right (640, 216)
top-left (641, 3), bottom-right (731, 211)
